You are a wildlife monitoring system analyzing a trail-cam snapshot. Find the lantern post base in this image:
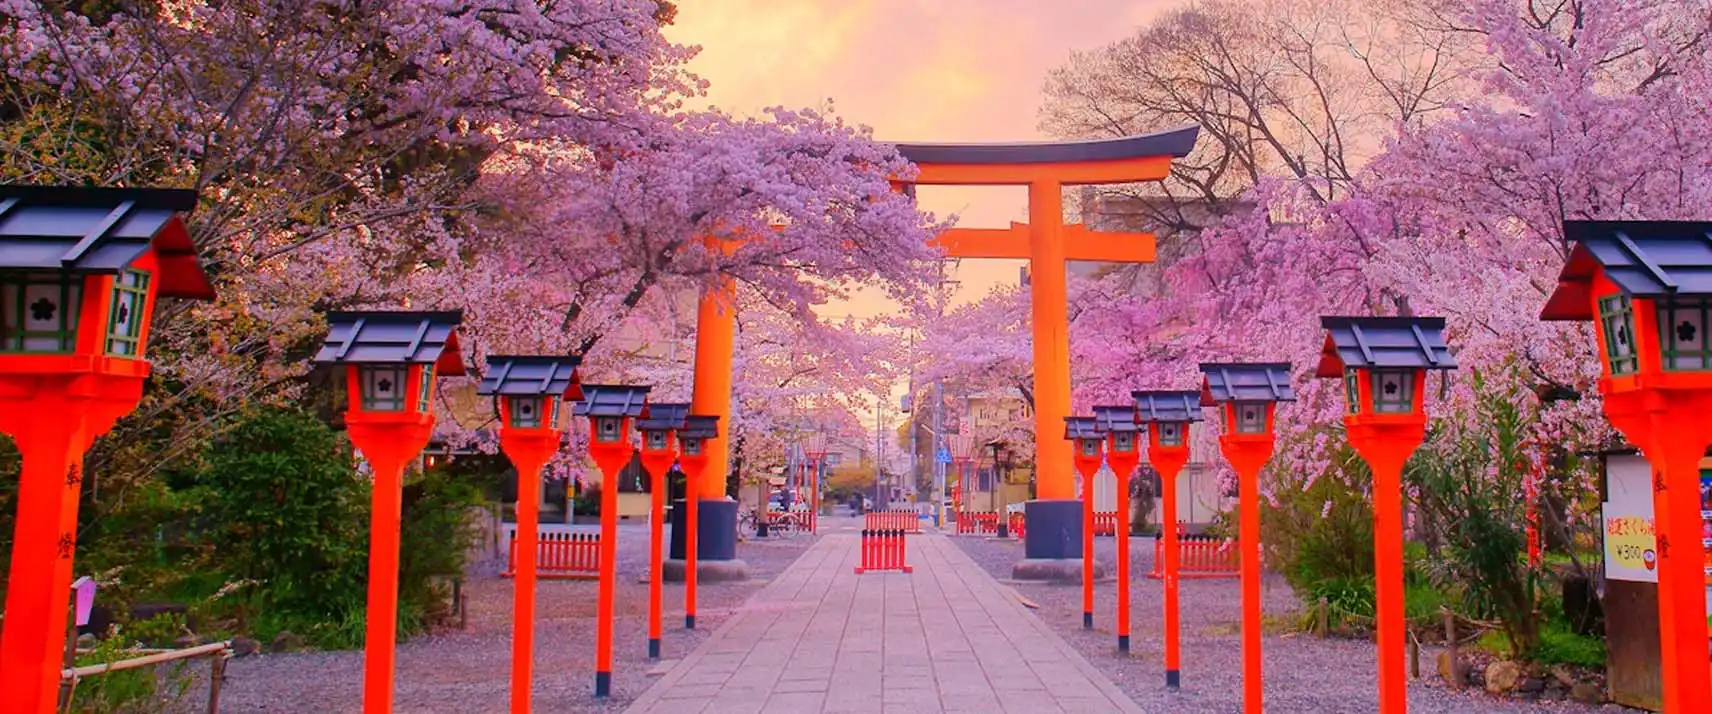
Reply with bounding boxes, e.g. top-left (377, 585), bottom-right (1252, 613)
top-left (662, 559), bottom-right (752, 583)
